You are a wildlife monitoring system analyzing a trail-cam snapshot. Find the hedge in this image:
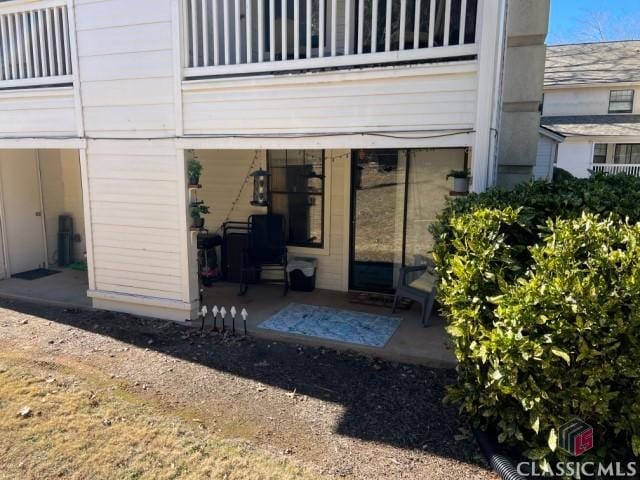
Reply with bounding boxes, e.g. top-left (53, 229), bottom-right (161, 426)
top-left (430, 174), bottom-right (640, 467)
